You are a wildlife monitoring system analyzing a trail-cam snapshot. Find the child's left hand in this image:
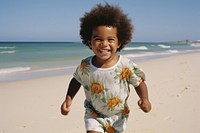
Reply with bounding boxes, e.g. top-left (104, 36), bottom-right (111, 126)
top-left (138, 99), bottom-right (151, 113)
